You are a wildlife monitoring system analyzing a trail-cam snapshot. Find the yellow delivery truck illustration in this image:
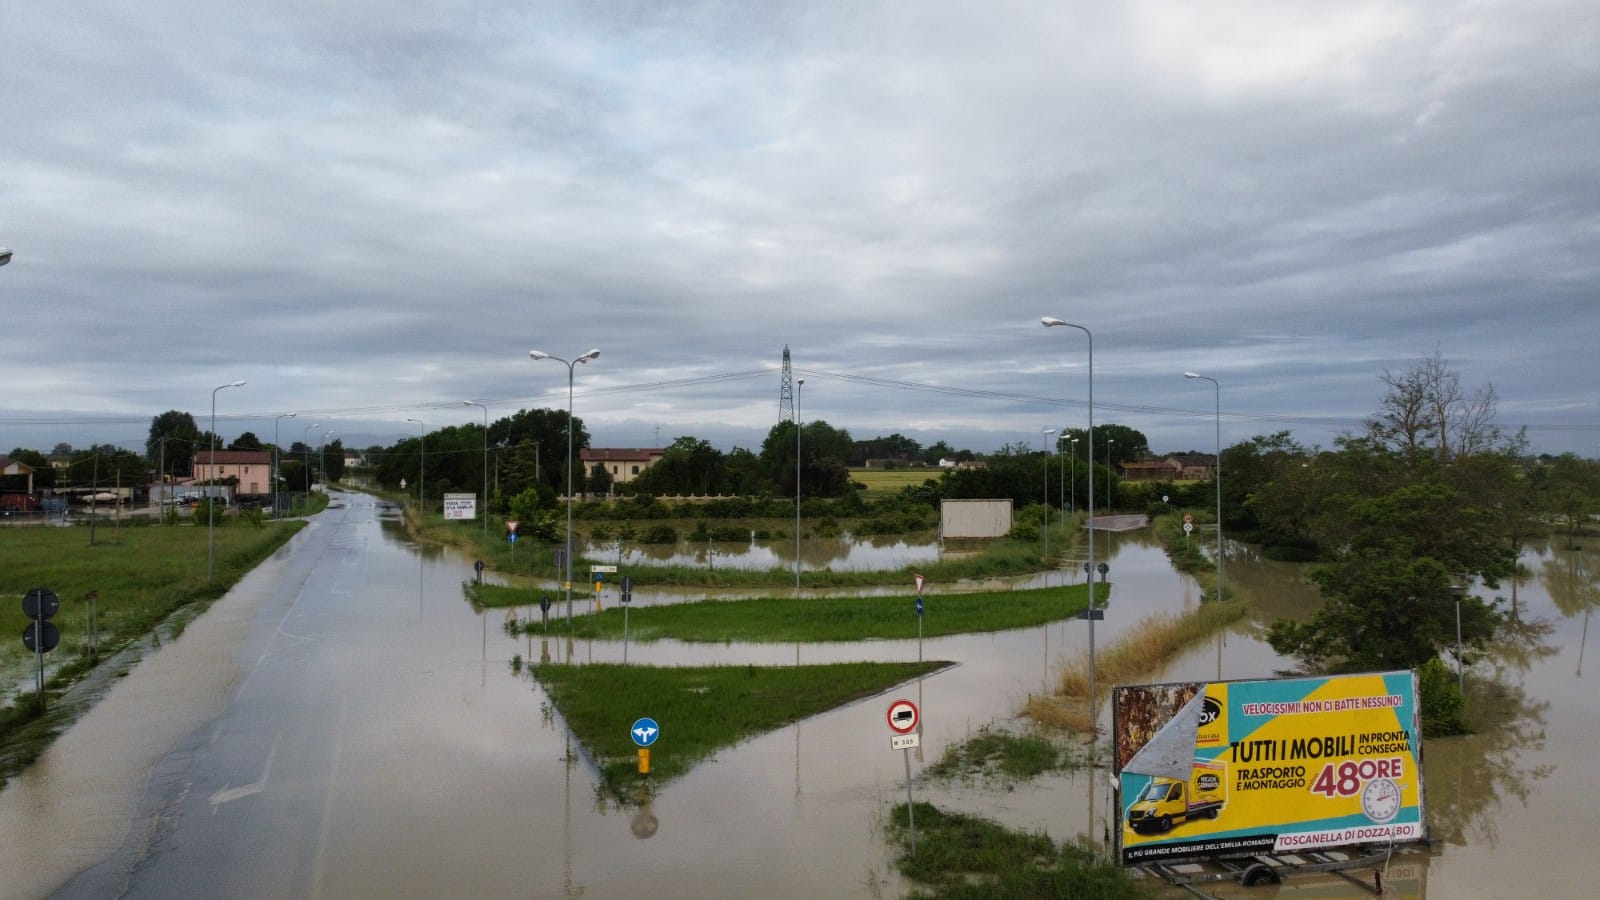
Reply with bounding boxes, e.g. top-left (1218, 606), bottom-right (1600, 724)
top-left (1126, 759), bottom-right (1226, 834)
